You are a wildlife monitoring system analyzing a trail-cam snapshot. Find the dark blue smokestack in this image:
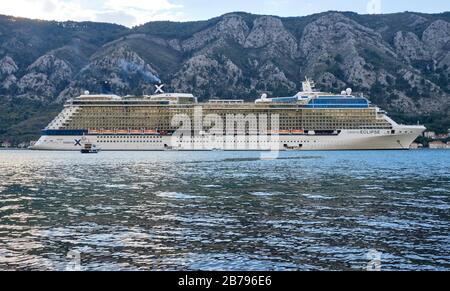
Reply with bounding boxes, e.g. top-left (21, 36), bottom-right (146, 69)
top-left (101, 81), bottom-right (112, 94)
